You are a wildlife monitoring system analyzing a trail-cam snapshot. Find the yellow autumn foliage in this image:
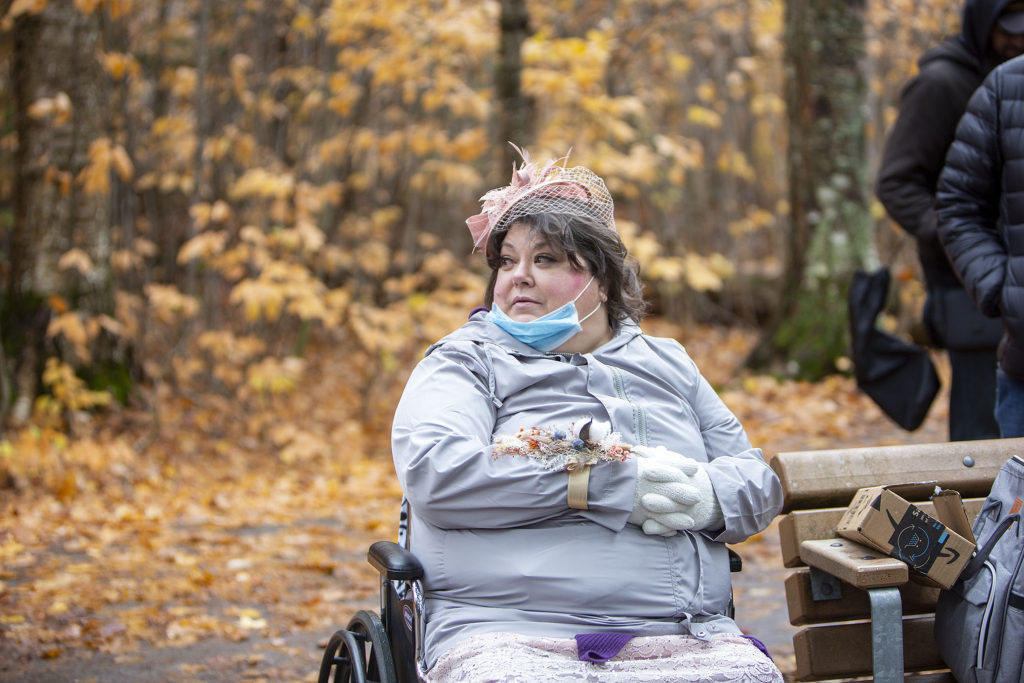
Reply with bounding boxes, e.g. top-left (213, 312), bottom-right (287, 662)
top-left (246, 356), bottom-right (305, 396)
top-left (287, 293), bottom-right (331, 324)
top-left (27, 93), bottom-right (72, 125)
top-left (294, 220), bottom-right (326, 253)
top-left (229, 168), bottom-right (296, 200)
top-left (169, 66), bottom-right (197, 99)
top-left (102, 52), bottom-right (140, 81)
top-left (40, 358), bottom-right (112, 413)
top-left (177, 231), bottom-right (228, 264)
top-left (230, 279), bottom-right (286, 322)
top-left (46, 313), bottom-right (92, 363)
top-left (687, 105), bottom-right (722, 130)
top-left (647, 256), bottom-right (686, 284)
top-left (8, 0), bottom-right (47, 17)
top-left (348, 302), bottom-right (415, 356)
top-left (716, 144), bottom-right (756, 182)
top-left (57, 248), bottom-right (94, 276)
top-left (198, 330), bottom-right (266, 364)
top-left (3, 0), bottom-right (963, 459)
top-left (144, 284), bottom-right (199, 324)
top-left (729, 207), bottom-right (779, 236)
